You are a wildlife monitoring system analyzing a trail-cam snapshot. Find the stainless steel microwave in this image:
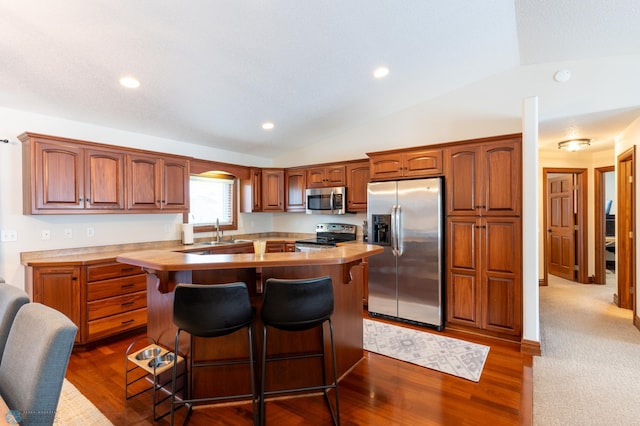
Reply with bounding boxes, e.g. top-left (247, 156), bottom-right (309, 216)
top-left (305, 187), bottom-right (347, 215)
